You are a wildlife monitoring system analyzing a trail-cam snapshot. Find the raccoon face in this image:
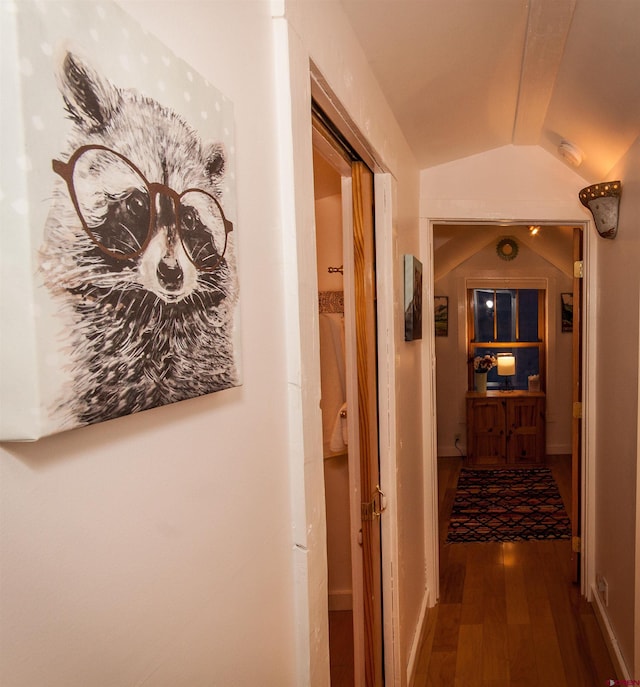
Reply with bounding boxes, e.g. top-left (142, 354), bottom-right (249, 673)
top-left (44, 51), bottom-right (234, 307)
top-left (52, 143), bottom-right (232, 304)
top-left (39, 50), bottom-right (239, 424)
